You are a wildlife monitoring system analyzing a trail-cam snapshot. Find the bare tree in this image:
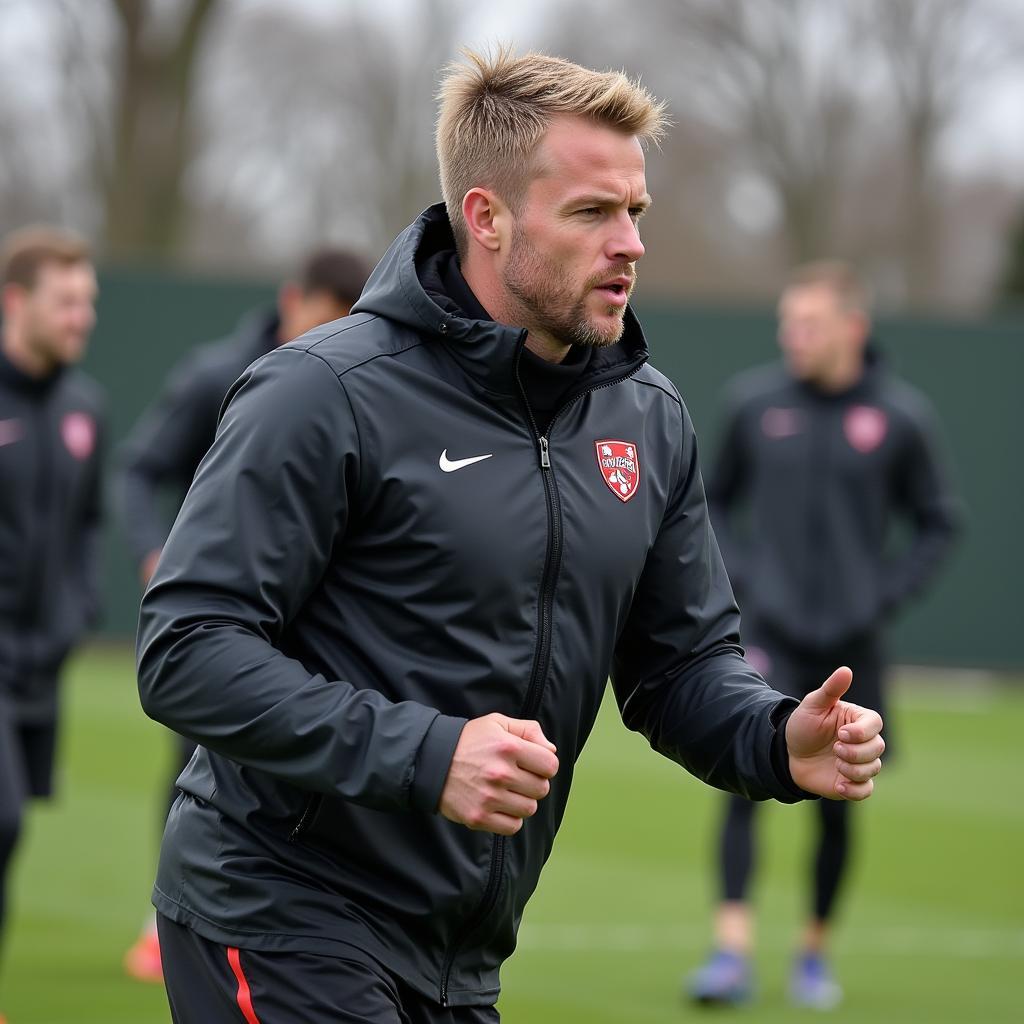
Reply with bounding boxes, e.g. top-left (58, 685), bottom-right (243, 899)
top-left (103, 0), bottom-right (220, 261)
top-left (540, 0), bottom-right (1024, 310)
top-left (857, 0), bottom-right (1024, 304)
top-left (188, 0), bottom-right (464, 270)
